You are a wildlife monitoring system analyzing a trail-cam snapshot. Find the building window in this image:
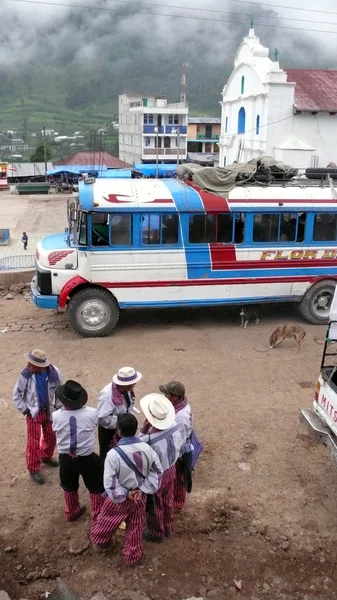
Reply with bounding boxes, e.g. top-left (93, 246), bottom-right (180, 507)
top-left (197, 125), bottom-right (200, 133)
top-left (238, 107), bottom-right (246, 134)
top-left (174, 114), bottom-right (179, 125)
top-left (223, 156), bottom-right (227, 167)
top-left (169, 114), bottom-right (173, 125)
top-left (144, 114), bottom-right (148, 125)
top-left (145, 137), bottom-right (150, 147)
top-left (149, 114), bottom-right (154, 124)
top-left (164, 137), bottom-right (171, 149)
top-left (225, 117), bottom-right (228, 133)
top-left (142, 214), bottom-right (179, 245)
top-left (241, 76), bottom-right (245, 95)
top-left (256, 115), bottom-right (260, 135)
